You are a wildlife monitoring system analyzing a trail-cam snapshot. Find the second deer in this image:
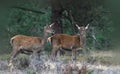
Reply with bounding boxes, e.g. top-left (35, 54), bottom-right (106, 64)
top-left (48, 24), bottom-right (89, 61)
